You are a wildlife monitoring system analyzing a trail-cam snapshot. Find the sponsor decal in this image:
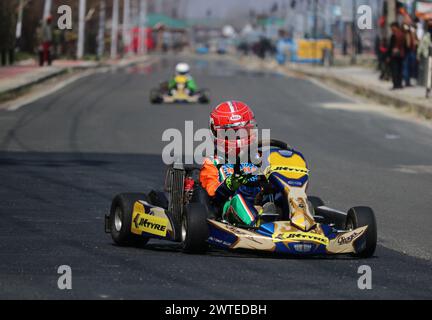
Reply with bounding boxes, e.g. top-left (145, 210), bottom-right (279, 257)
top-left (278, 150), bottom-right (293, 157)
top-left (273, 232), bottom-right (329, 246)
top-left (271, 166), bottom-right (309, 174)
top-left (131, 203), bottom-right (168, 237)
top-left (293, 243), bottom-right (313, 253)
top-left (337, 228), bottom-right (366, 246)
top-left (230, 114), bottom-right (242, 121)
top-left (208, 237), bottom-right (233, 247)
